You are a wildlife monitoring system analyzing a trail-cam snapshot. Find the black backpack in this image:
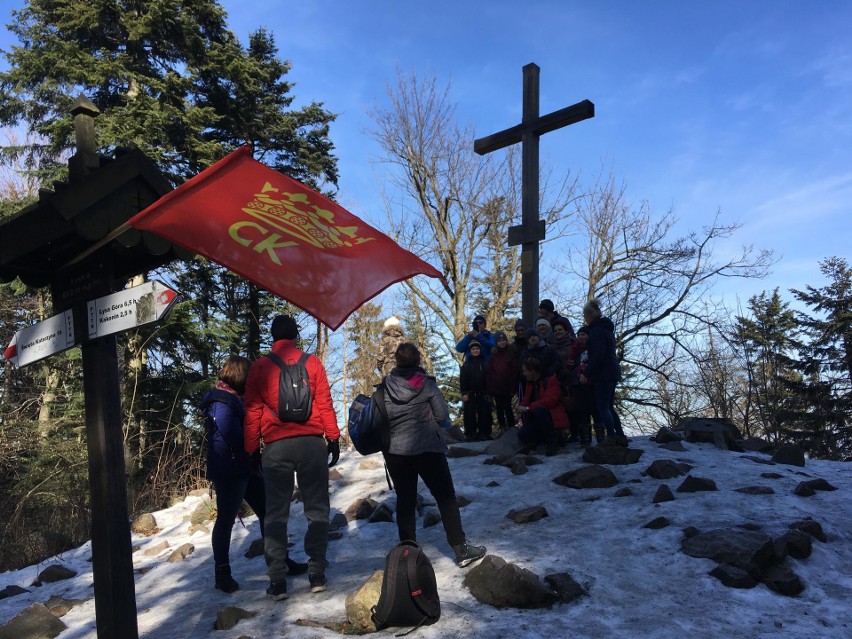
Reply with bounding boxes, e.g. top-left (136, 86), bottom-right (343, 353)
top-left (266, 352), bottom-right (312, 422)
top-left (347, 383), bottom-right (390, 455)
top-left (372, 540), bottom-right (440, 634)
